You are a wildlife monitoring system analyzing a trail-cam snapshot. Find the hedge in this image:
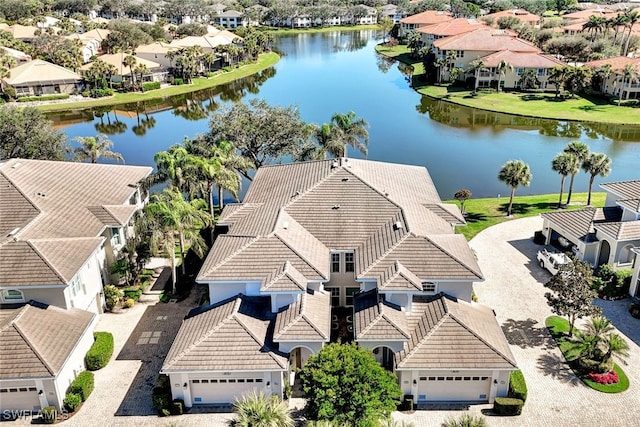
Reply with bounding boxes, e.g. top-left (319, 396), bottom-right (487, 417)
top-left (509, 370), bottom-right (528, 403)
top-left (493, 397), bottom-right (523, 415)
top-left (63, 392), bottom-right (82, 412)
top-left (142, 81), bottom-right (161, 91)
top-left (173, 78), bottom-right (184, 85)
top-left (17, 93), bottom-right (70, 102)
top-left (85, 332), bottom-right (114, 371)
top-left (69, 371), bottom-right (94, 401)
